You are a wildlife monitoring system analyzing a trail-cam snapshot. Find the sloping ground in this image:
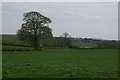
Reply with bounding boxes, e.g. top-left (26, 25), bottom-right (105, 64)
top-left (2, 35), bottom-right (25, 46)
top-left (2, 35), bottom-right (32, 51)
